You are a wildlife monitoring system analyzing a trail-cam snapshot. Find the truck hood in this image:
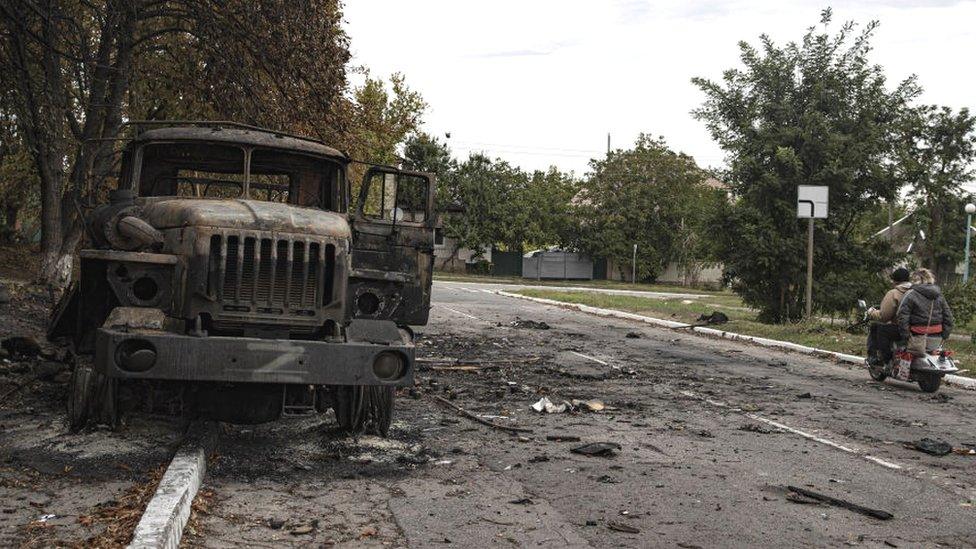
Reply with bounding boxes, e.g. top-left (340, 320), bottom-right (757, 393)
top-left (137, 197), bottom-right (351, 238)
